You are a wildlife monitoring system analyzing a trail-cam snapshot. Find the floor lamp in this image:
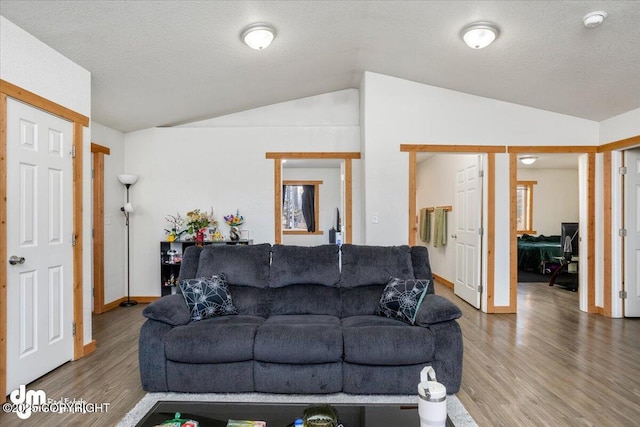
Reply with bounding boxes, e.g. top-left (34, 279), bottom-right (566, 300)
top-left (119, 174), bottom-right (139, 307)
